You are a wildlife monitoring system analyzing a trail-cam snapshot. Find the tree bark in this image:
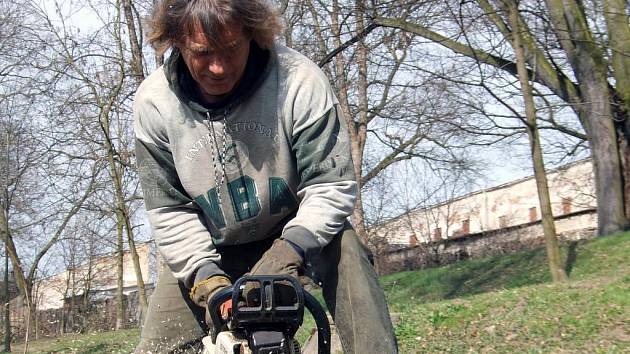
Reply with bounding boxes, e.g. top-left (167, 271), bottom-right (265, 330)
top-left (105, 111), bottom-right (148, 319)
